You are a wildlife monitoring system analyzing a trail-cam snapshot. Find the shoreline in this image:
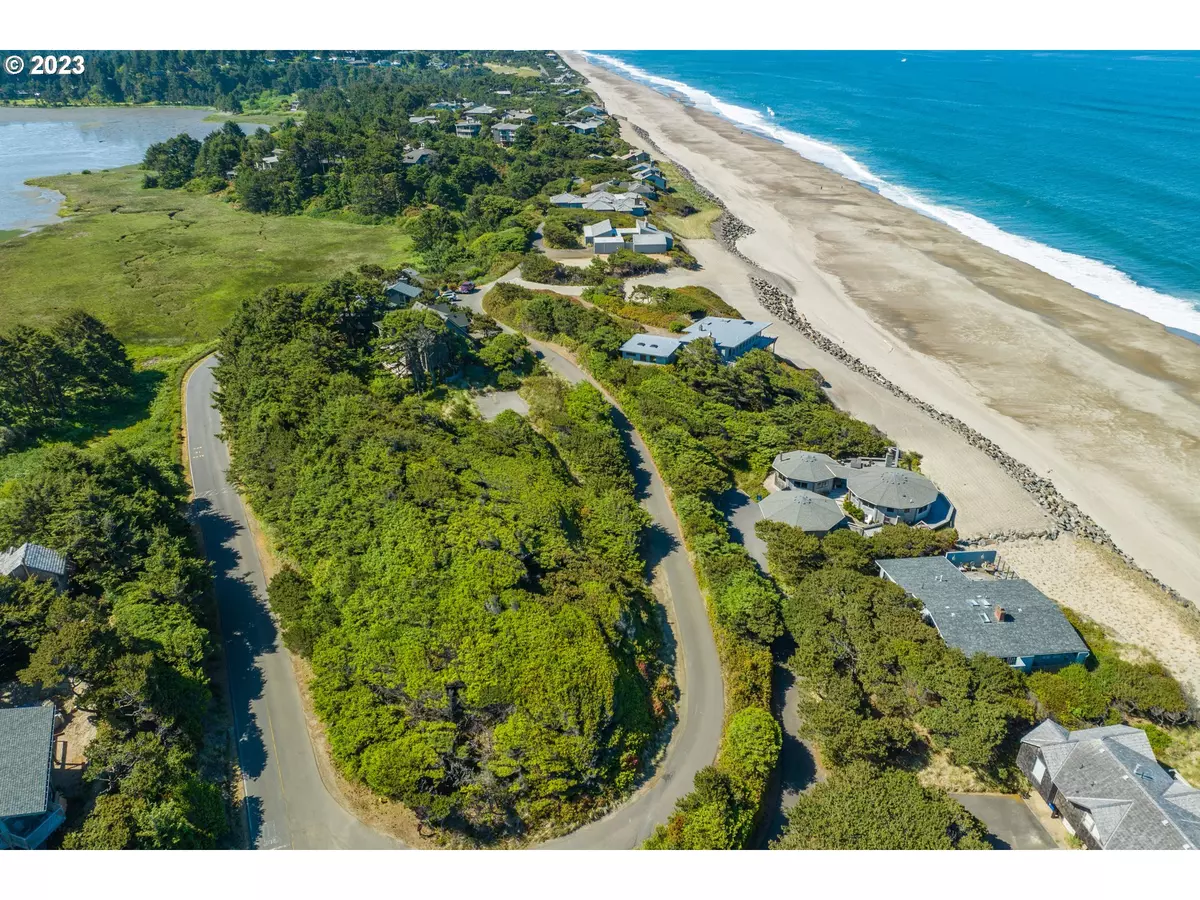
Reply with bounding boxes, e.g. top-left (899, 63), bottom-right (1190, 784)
top-left (561, 52), bottom-right (1200, 681)
top-left (578, 52), bottom-right (1200, 342)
